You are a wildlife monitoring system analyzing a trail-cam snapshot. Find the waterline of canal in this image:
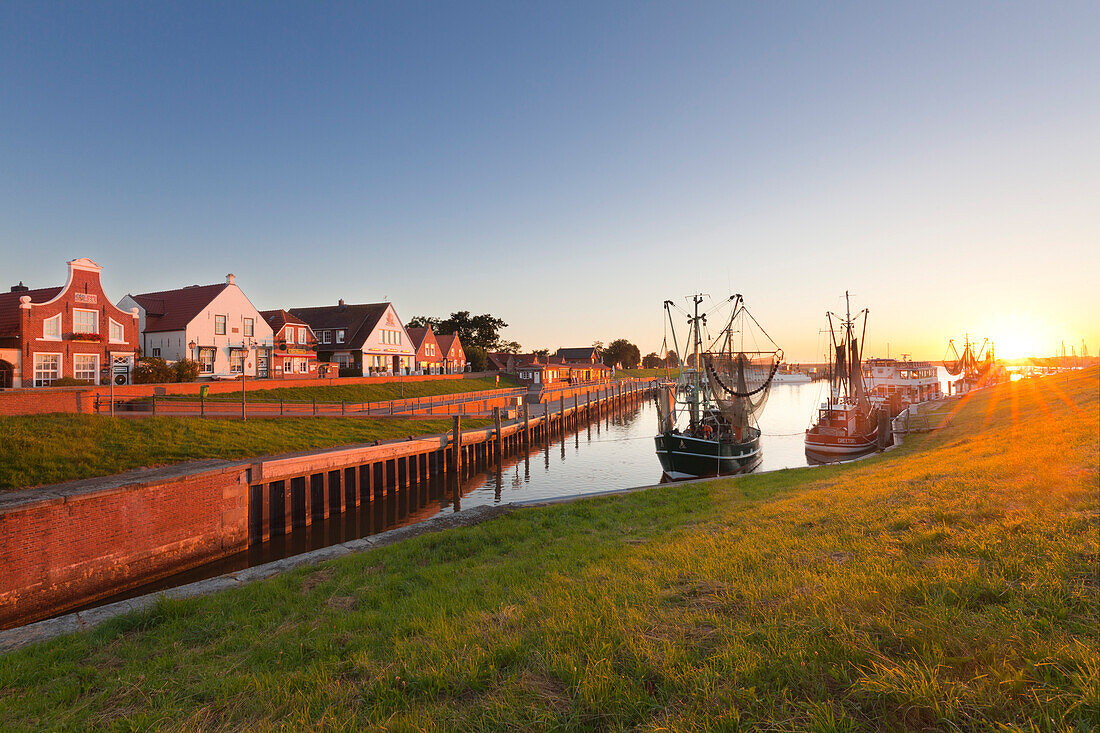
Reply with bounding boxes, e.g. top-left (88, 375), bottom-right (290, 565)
top-left (72, 382), bottom-right (829, 615)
